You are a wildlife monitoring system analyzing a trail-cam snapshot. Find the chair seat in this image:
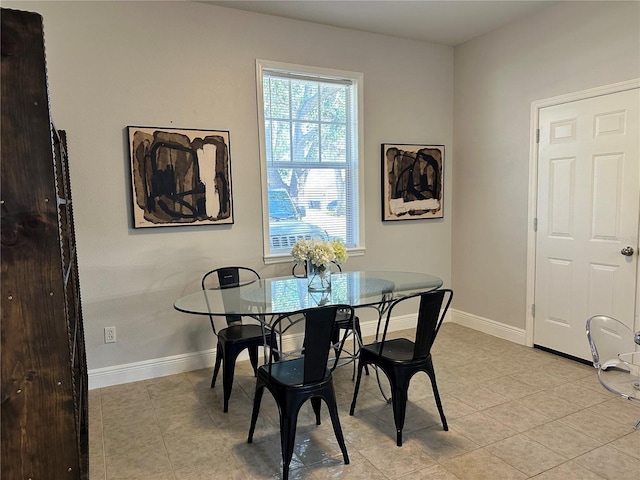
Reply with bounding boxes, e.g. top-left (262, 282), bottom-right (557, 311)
top-left (219, 324), bottom-right (271, 343)
top-left (258, 358), bottom-right (331, 387)
top-left (362, 338), bottom-right (427, 363)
